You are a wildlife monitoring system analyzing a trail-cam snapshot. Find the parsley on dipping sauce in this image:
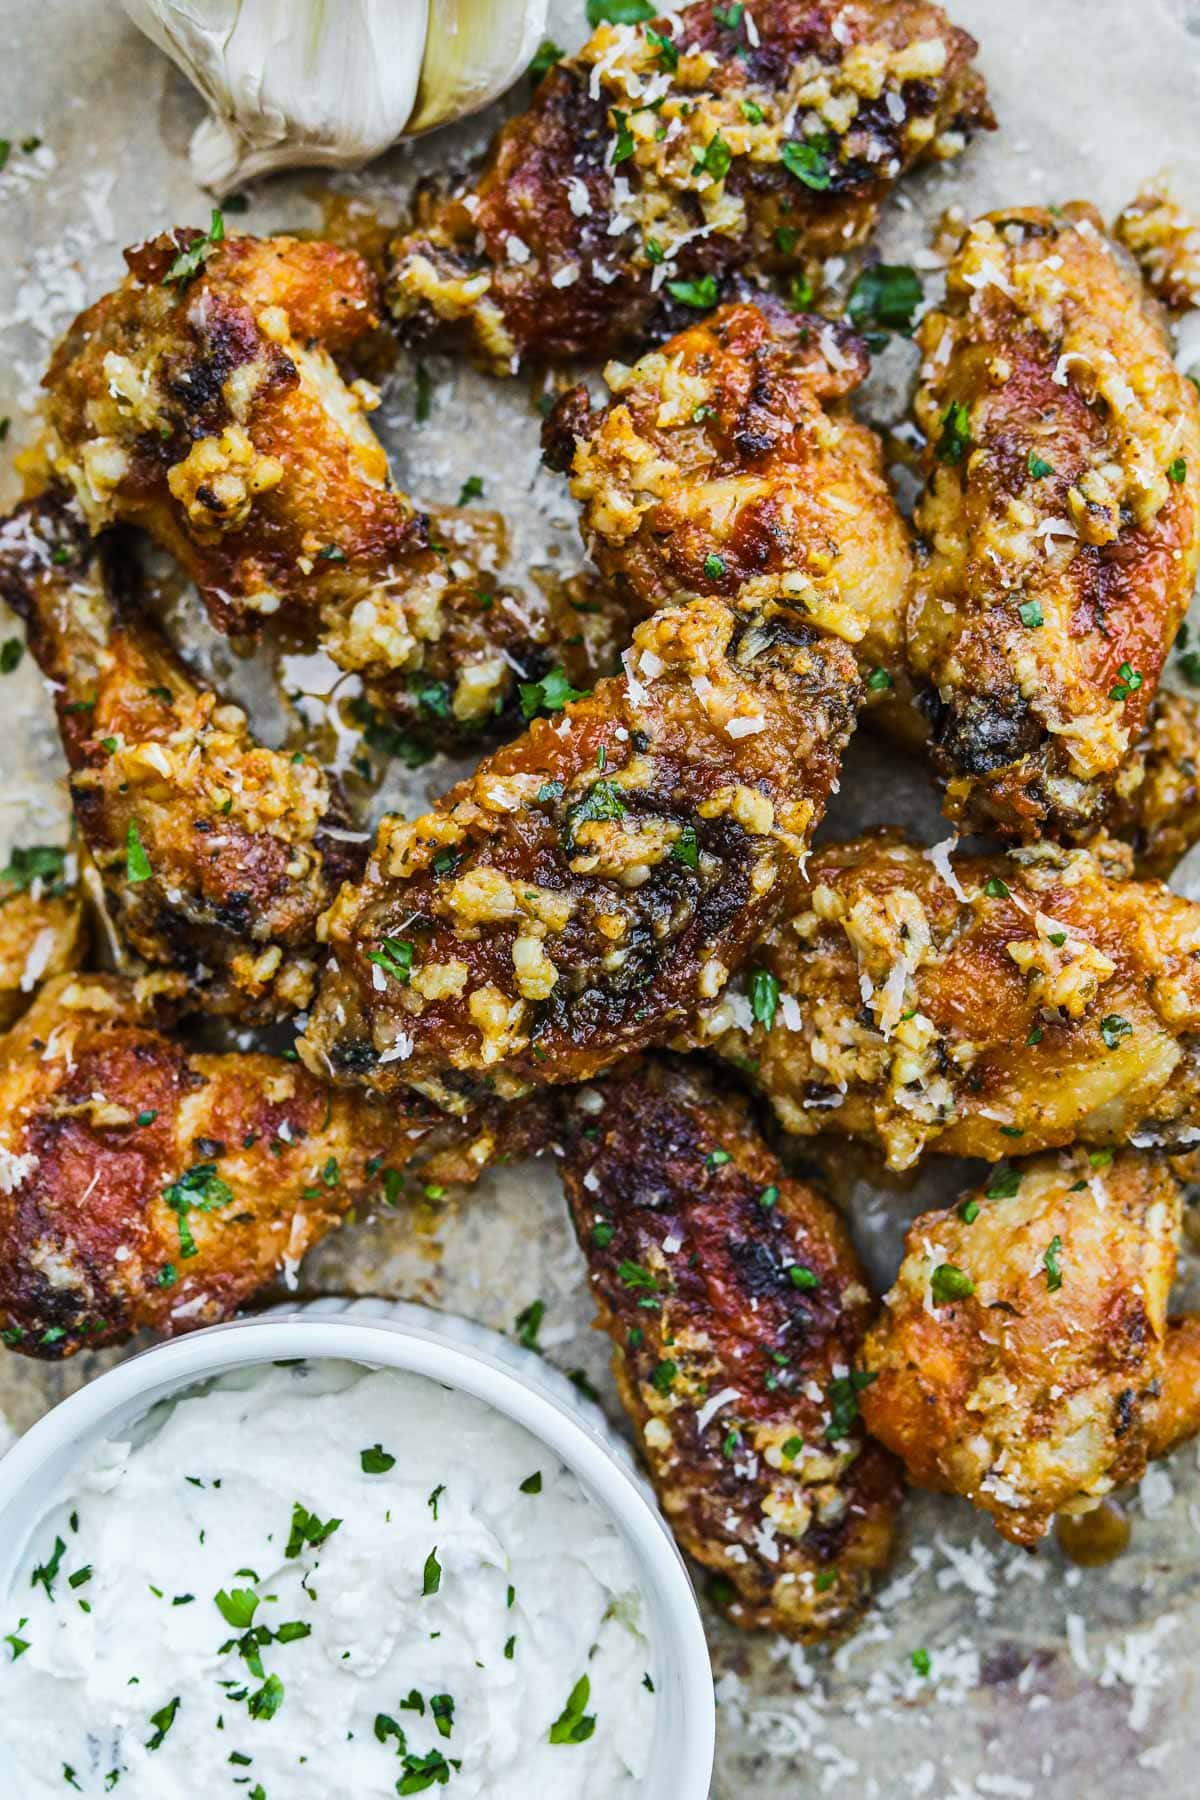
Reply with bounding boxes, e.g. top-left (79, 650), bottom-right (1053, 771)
top-left (549, 1674), bottom-right (597, 1745)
